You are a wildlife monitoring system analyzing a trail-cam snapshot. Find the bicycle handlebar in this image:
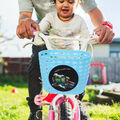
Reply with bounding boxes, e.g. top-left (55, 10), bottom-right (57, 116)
top-left (23, 31), bottom-right (98, 52)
